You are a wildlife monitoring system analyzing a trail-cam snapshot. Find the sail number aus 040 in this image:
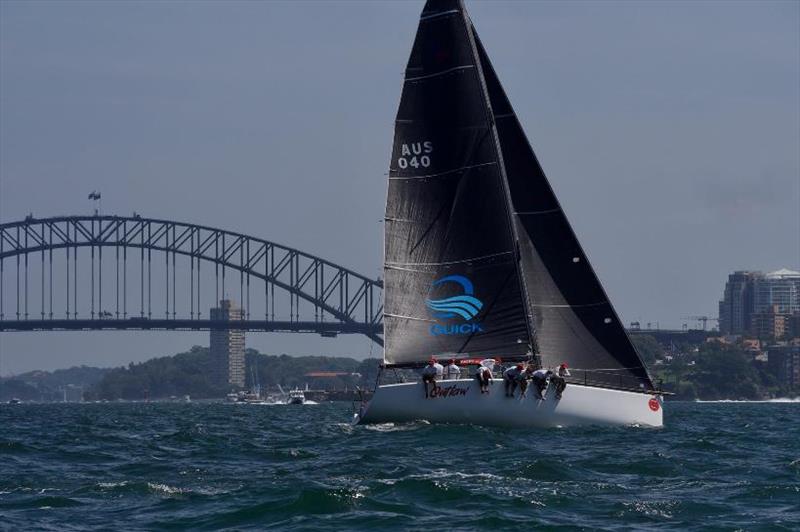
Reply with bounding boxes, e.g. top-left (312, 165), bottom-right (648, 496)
top-left (398, 141), bottom-right (433, 169)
